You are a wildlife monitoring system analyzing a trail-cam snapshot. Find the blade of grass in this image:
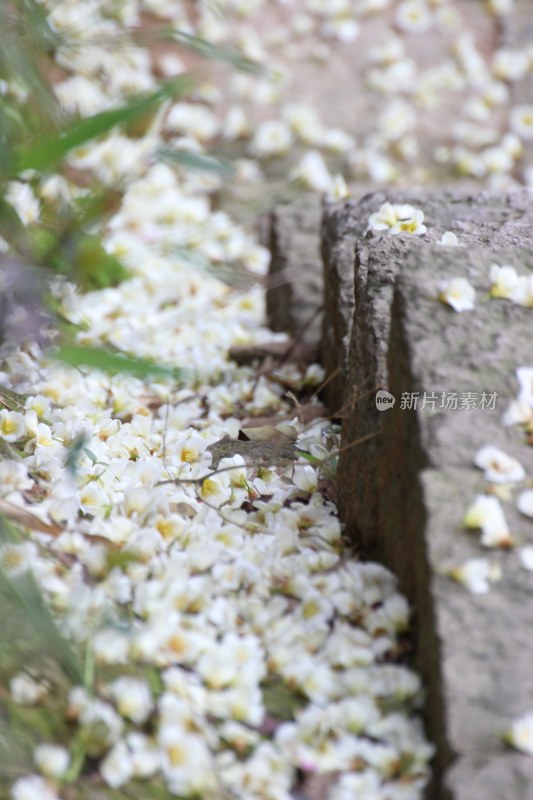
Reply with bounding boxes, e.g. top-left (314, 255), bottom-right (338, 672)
top-left (157, 146), bottom-right (233, 176)
top-left (0, 516), bottom-right (83, 684)
top-left (165, 29), bottom-right (264, 74)
top-left (0, 564), bottom-right (83, 685)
